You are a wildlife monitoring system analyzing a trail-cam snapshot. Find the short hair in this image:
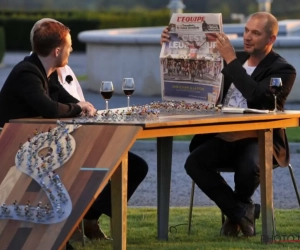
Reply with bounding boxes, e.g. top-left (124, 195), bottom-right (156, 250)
top-left (31, 20), bottom-right (70, 57)
top-left (30, 18), bottom-right (61, 49)
top-left (249, 12), bottom-right (279, 36)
